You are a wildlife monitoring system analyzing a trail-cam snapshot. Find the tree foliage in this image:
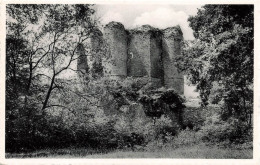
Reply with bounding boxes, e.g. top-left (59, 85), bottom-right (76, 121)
top-left (6, 4), bottom-right (97, 152)
top-left (175, 5), bottom-right (253, 125)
